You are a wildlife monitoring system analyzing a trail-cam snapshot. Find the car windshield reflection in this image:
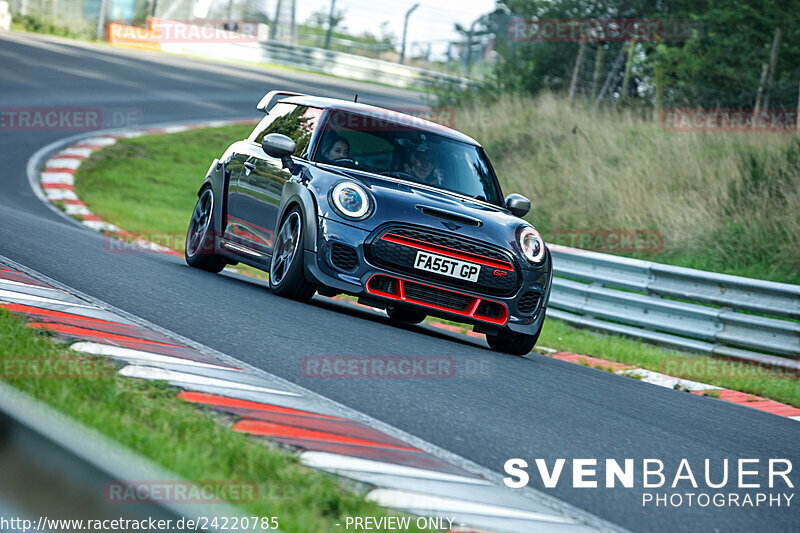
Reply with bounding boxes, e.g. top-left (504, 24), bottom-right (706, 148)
top-left (315, 110), bottom-right (503, 206)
